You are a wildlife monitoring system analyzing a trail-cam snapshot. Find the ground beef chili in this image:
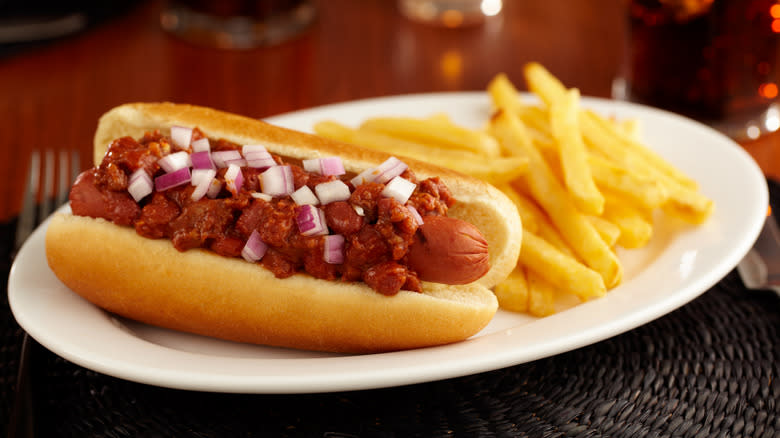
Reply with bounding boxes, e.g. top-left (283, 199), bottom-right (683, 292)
top-left (70, 128), bottom-right (456, 295)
